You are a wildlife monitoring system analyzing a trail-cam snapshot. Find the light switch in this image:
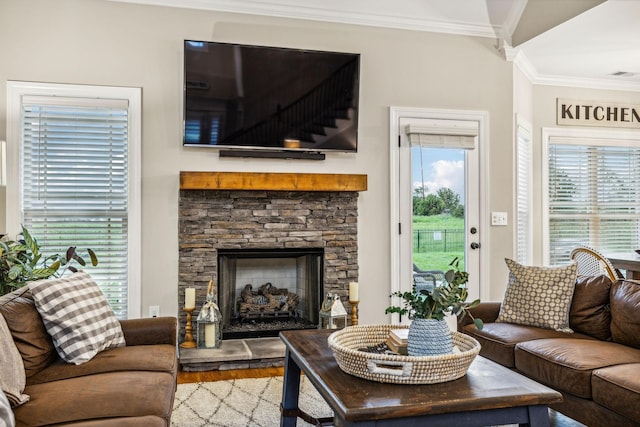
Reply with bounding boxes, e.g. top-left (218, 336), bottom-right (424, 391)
top-left (491, 212), bottom-right (508, 226)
